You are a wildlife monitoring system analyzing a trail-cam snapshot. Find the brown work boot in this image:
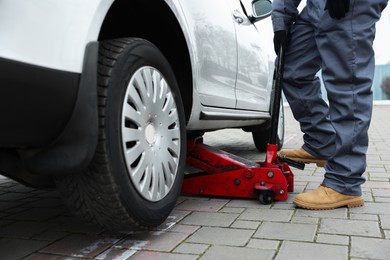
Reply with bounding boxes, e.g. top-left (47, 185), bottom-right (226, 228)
top-left (293, 185), bottom-right (364, 210)
top-left (279, 148), bottom-right (326, 167)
